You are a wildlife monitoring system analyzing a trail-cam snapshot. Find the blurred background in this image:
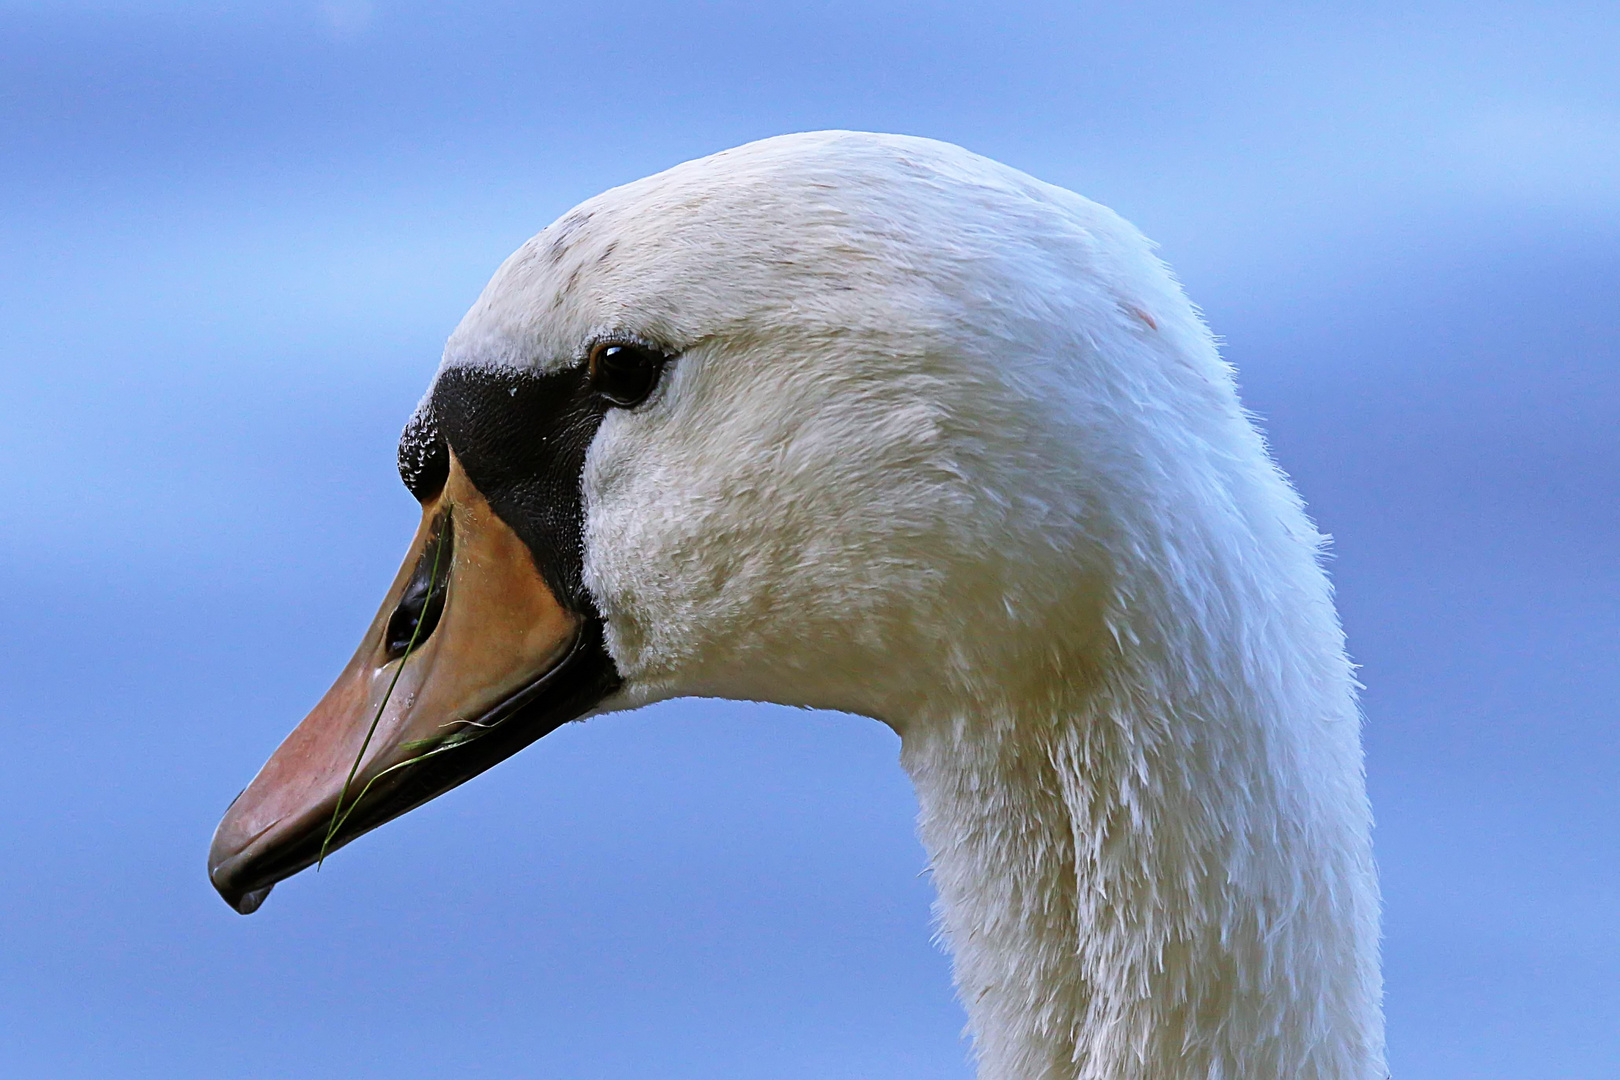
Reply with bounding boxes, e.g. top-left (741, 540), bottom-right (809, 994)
top-left (2, 2), bottom-right (1616, 1077)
